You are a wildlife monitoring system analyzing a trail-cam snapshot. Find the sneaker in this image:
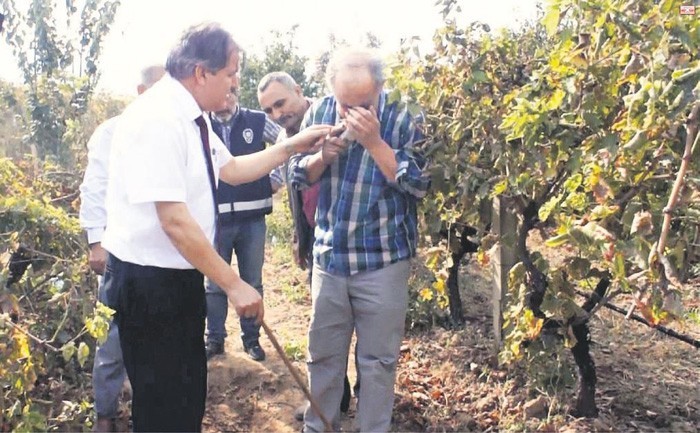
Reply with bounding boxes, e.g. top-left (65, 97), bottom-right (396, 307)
top-left (294, 401), bottom-right (309, 422)
top-left (245, 342), bottom-right (266, 361)
top-left (205, 341), bottom-right (224, 360)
